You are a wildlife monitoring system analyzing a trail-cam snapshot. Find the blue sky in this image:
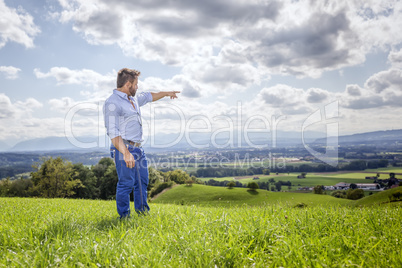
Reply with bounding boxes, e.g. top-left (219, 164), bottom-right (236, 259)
top-left (1, 0), bottom-right (402, 148)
